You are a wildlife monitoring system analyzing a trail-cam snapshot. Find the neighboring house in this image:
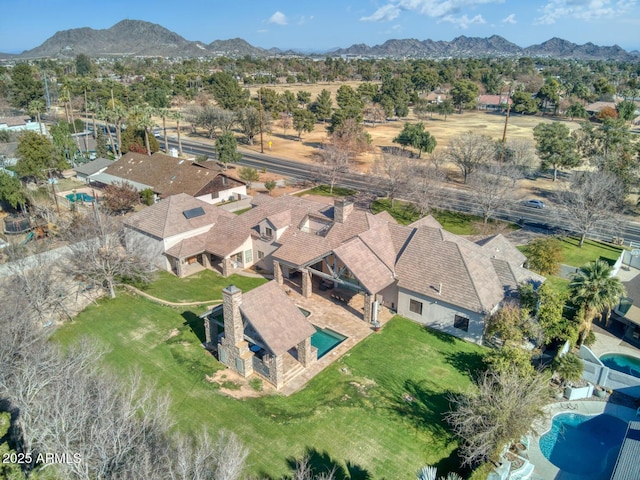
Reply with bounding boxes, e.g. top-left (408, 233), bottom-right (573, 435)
top-left (92, 151), bottom-right (247, 204)
top-left (73, 157), bottom-right (113, 182)
top-left (0, 115), bottom-right (46, 134)
top-left (476, 94), bottom-right (513, 111)
top-left (125, 193), bottom-right (544, 344)
top-left (206, 282), bottom-right (317, 389)
top-left (585, 101), bottom-right (617, 116)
